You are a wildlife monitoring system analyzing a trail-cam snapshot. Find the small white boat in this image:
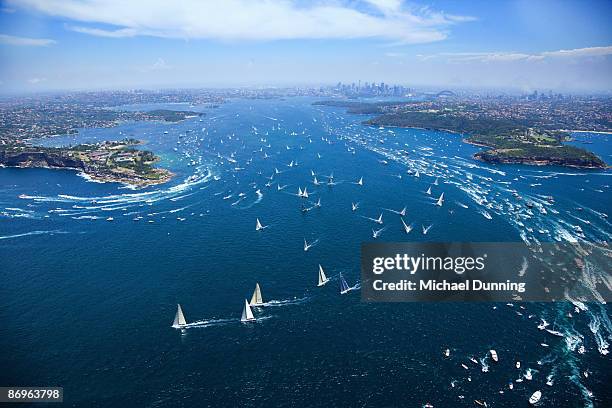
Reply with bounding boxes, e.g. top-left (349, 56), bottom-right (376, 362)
top-left (426, 186), bottom-right (432, 195)
top-left (250, 283), bottom-right (264, 306)
top-left (339, 273), bottom-right (350, 294)
top-left (357, 177), bottom-right (363, 186)
top-left (529, 390), bottom-right (541, 405)
top-left (241, 299), bottom-right (256, 322)
top-left (372, 227), bottom-right (385, 239)
top-left (351, 202), bottom-right (359, 211)
top-left (516, 361), bottom-right (521, 369)
top-left (401, 218), bottom-right (413, 234)
top-left (375, 213), bottom-right (383, 224)
top-left (317, 264), bottom-right (329, 287)
top-left (172, 304), bottom-right (187, 328)
top-left (255, 218), bottom-right (266, 231)
top-left (435, 193), bottom-right (444, 207)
